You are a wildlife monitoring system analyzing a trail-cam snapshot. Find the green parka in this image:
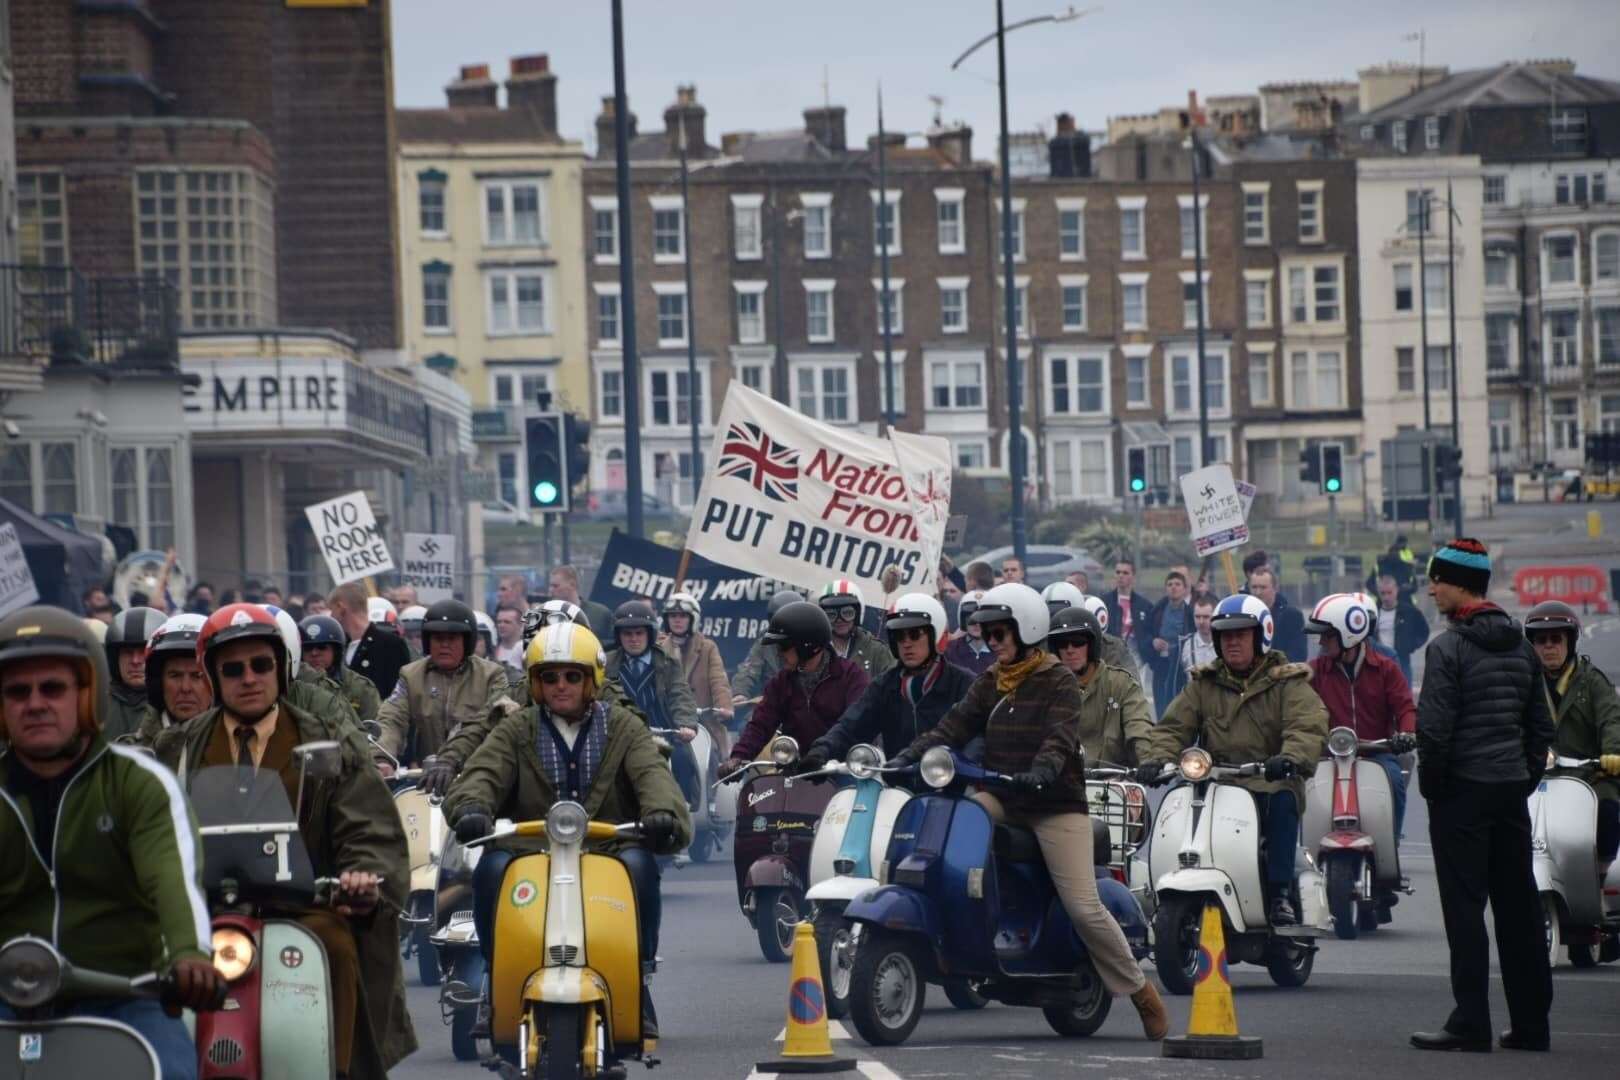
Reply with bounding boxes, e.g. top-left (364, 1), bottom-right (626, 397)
top-left (1150, 650), bottom-right (1329, 804)
top-left (832, 627), bottom-right (898, 680)
top-left (1073, 661), bottom-right (1155, 768)
top-left (1546, 656), bottom-right (1620, 802)
top-left (376, 654), bottom-right (515, 766)
top-left (104, 682), bottom-right (149, 741)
